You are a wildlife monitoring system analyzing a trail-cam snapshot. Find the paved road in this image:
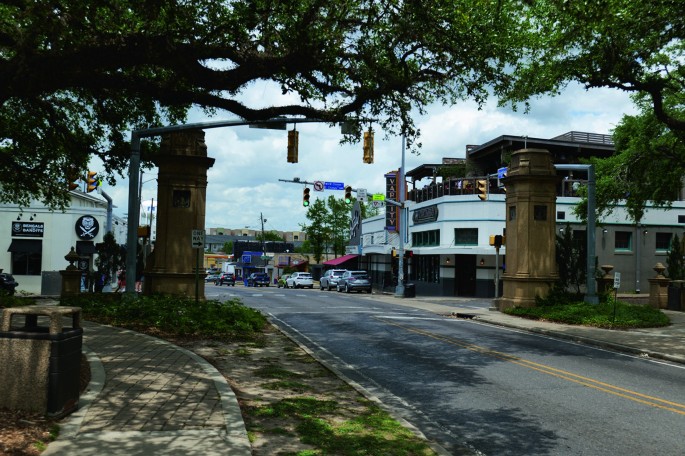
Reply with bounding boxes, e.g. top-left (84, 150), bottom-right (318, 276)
top-left (207, 285), bottom-right (685, 455)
